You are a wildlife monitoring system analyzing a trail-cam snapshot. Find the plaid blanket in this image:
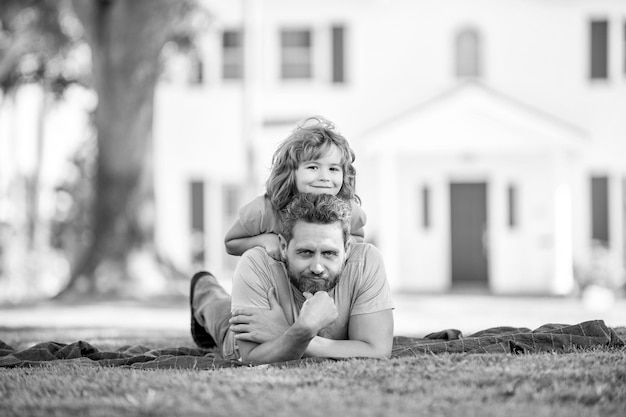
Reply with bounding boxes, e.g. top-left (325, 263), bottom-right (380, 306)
top-left (392, 320), bottom-right (624, 356)
top-left (1, 320), bottom-right (623, 370)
